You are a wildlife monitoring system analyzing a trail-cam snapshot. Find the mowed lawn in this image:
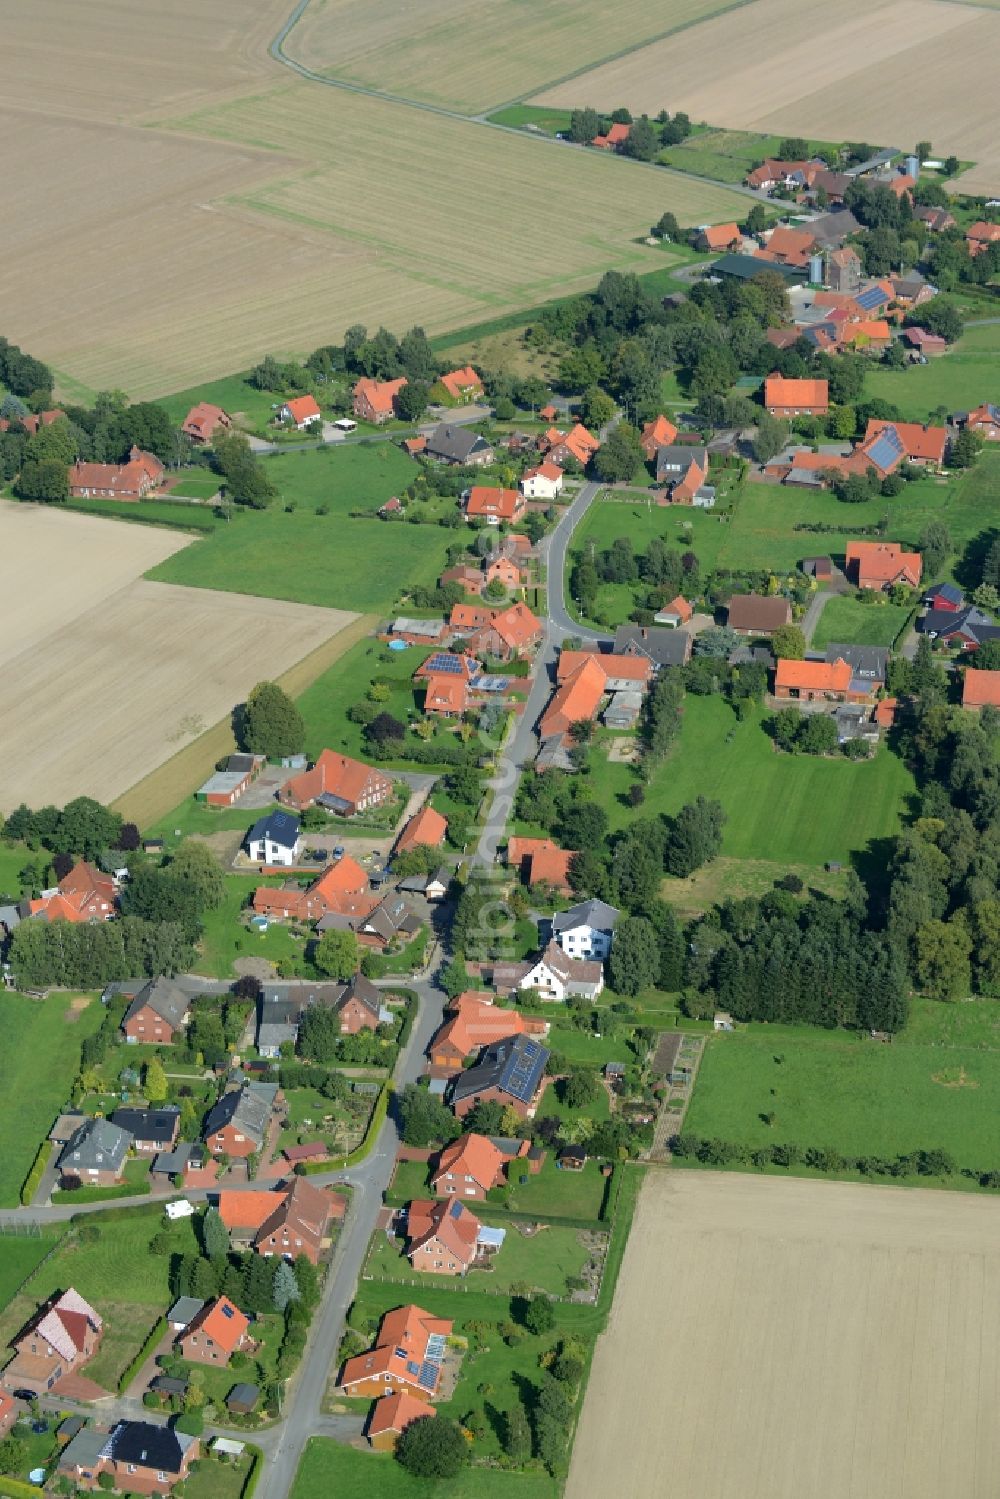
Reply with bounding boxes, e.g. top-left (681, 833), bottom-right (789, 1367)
top-left (146, 445), bottom-right (450, 612)
top-left (865, 323), bottom-right (1000, 421)
top-left (0, 1234), bottom-right (65, 1315)
top-left (686, 998), bottom-right (1000, 1164)
top-left (0, 993), bottom-right (104, 1207)
top-left (811, 592), bottom-right (912, 648)
top-left (591, 696), bottom-right (914, 864)
top-left (366, 1219), bottom-right (590, 1297)
top-left (293, 1439), bottom-right (557, 1499)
